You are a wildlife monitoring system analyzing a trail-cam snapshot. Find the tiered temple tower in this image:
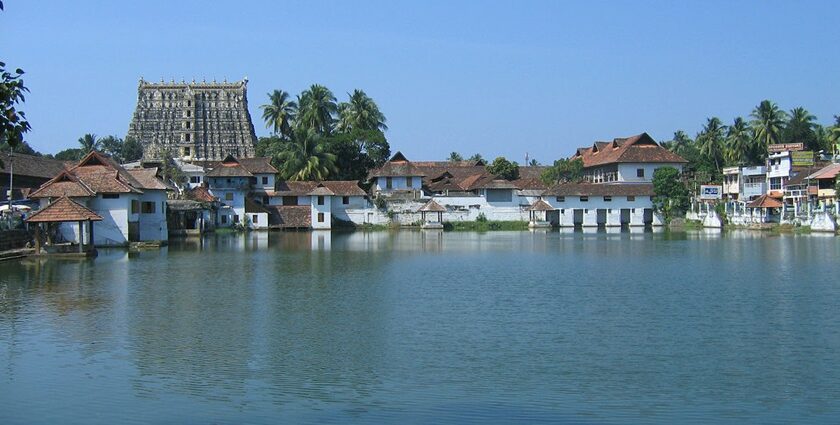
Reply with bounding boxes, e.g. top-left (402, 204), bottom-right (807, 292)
top-left (127, 78), bottom-right (257, 161)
